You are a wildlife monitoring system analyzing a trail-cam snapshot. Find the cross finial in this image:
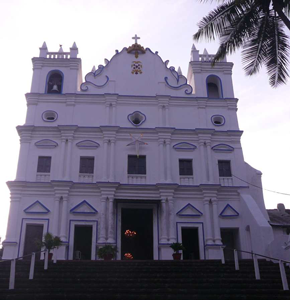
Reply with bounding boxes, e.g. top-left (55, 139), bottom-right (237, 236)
top-left (132, 34), bottom-right (140, 44)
